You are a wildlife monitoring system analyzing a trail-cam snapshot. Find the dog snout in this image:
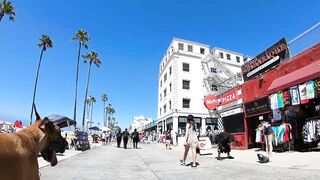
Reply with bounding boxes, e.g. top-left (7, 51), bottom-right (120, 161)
top-left (54, 136), bottom-right (67, 153)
